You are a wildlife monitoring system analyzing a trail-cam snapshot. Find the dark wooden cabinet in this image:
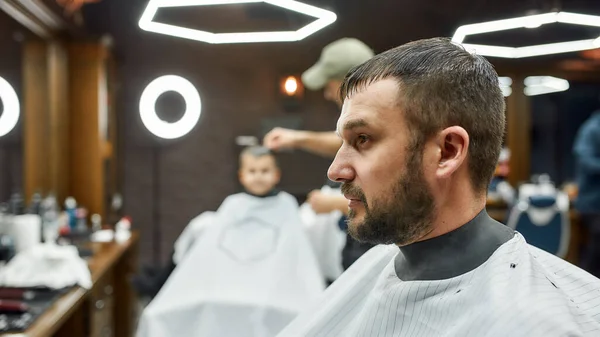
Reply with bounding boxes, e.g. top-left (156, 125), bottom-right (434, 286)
top-left (89, 270), bottom-right (115, 337)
